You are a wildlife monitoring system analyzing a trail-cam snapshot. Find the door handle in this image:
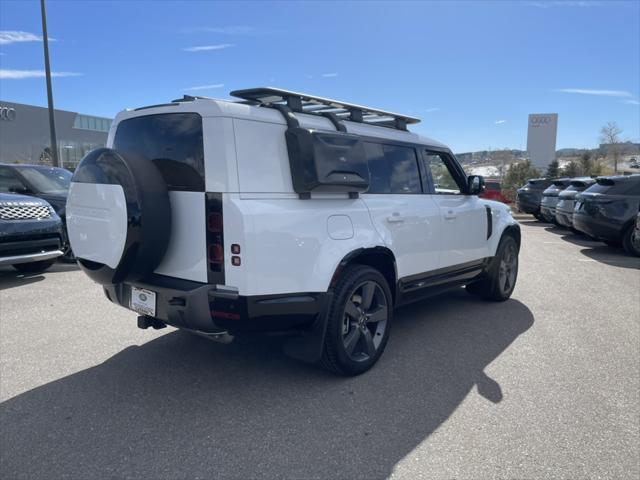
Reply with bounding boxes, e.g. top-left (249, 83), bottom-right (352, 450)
top-left (444, 210), bottom-right (457, 220)
top-left (386, 213), bottom-right (405, 223)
